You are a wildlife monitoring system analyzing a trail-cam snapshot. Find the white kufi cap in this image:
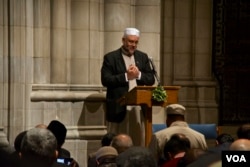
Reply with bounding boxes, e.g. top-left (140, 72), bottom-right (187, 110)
top-left (166, 104), bottom-right (186, 115)
top-left (124, 28), bottom-right (140, 37)
top-left (96, 146), bottom-right (118, 160)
